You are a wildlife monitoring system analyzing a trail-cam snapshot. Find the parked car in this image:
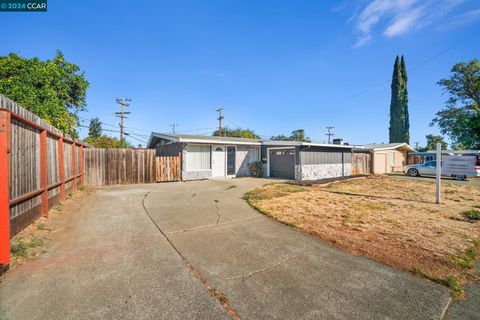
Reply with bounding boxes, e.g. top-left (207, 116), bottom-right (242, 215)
top-left (404, 156), bottom-right (480, 180)
top-left (404, 161), bottom-right (443, 178)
